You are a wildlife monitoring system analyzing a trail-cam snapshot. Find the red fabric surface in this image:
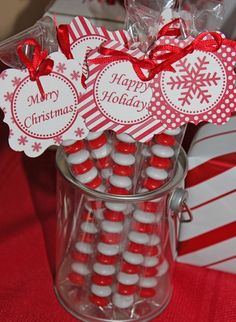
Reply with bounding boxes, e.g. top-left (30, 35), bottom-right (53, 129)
top-left (0, 117), bottom-right (236, 322)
